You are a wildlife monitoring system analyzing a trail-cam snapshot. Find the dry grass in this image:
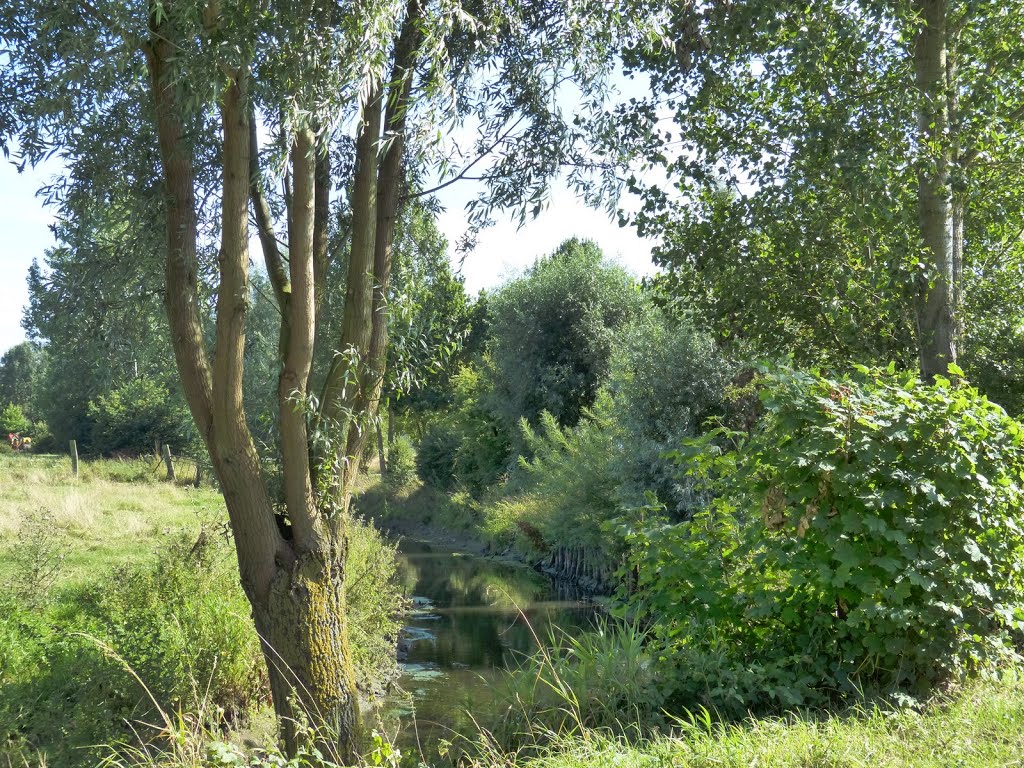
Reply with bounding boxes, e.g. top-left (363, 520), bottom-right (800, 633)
top-left (0, 453), bottom-right (227, 585)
